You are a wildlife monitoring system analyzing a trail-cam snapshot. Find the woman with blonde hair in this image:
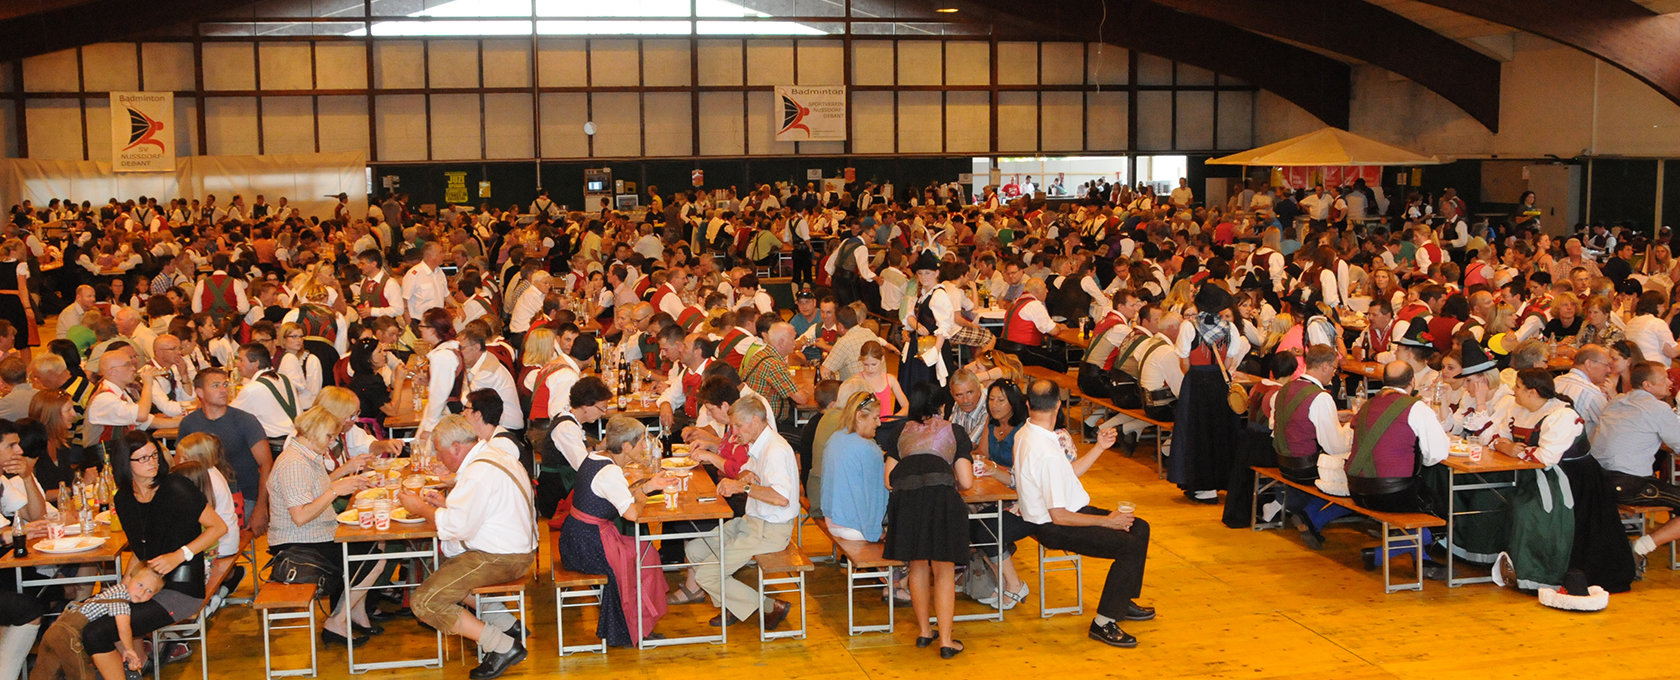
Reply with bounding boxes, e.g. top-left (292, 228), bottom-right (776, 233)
top-left (820, 392), bottom-right (889, 543)
top-left (1162, 278), bottom-right (1197, 315)
top-left (172, 433), bottom-right (242, 576)
top-left (307, 386), bottom-right (404, 463)
top-left (277, 321), bottom-right (323, 410)
top-left (962, 349), bottom-right (1022, 389)
top-left (266, 408), bottom-right (383, 645)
